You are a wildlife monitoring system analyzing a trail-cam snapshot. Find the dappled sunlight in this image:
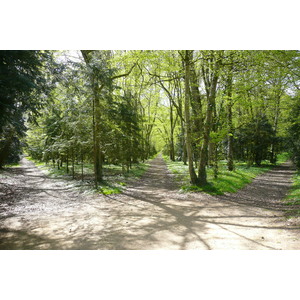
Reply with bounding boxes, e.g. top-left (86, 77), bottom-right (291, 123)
top-left (1, 156), bottom-right (300, 250)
